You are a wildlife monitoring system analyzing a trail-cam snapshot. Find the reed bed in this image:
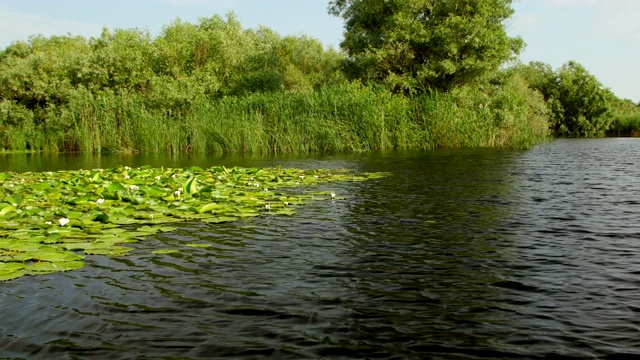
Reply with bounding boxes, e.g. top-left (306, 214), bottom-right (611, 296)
top-left (0, 81), bottom-right (549, 154)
